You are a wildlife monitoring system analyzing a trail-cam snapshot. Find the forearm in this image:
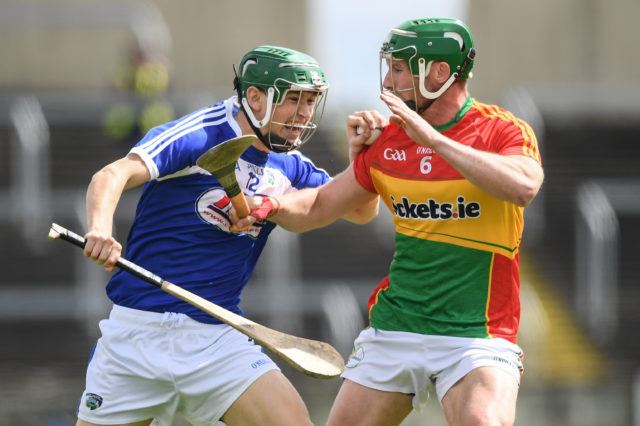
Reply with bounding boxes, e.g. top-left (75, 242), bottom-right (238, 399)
top-left (271, 166), bottom-right (375, 231)
top-left (341, 195), bottom-right (379, 224)
top-left (432, 135), bottom-right (544, 206)
top-left (86, 167), bottom-right (129, 234)
top-left (382, 92), bottom-right (543, 206)
top-left (268, 186), bottom-right (339, 232)
top-left (84, 155), bottom-right (149, 270)
top-left (86, 155), bottom-right (149, 234)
